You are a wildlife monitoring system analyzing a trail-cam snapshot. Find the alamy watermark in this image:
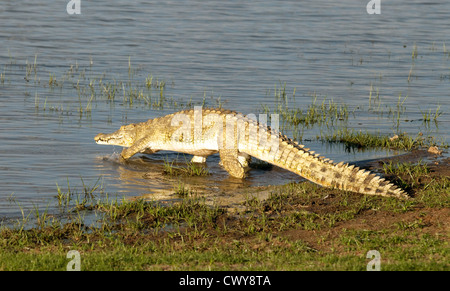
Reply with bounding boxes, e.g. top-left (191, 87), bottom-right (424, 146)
top-left (67, 1), bottom-right (380, 16)
top-left (366, 0), bottom-right (381, 14)
top-left (169, 106), bottom-right (280, 156)
top-left (67, 0), bottom-right (81, 15)
top-left (67, 250), bottom-right (81, 271)
top-left (366, 250), bottom-right (381, 271)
